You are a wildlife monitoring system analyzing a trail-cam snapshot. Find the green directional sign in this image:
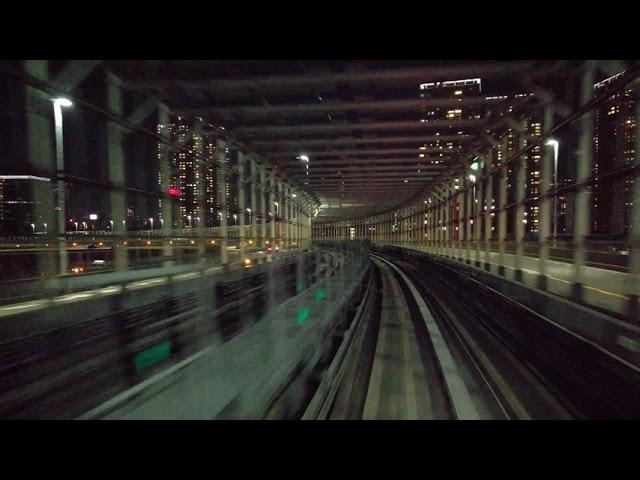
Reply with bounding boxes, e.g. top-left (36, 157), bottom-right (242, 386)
top-left (134, 340), bottom-right (171, 373)
top-left (297, 307), bottom-right (310, 325)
